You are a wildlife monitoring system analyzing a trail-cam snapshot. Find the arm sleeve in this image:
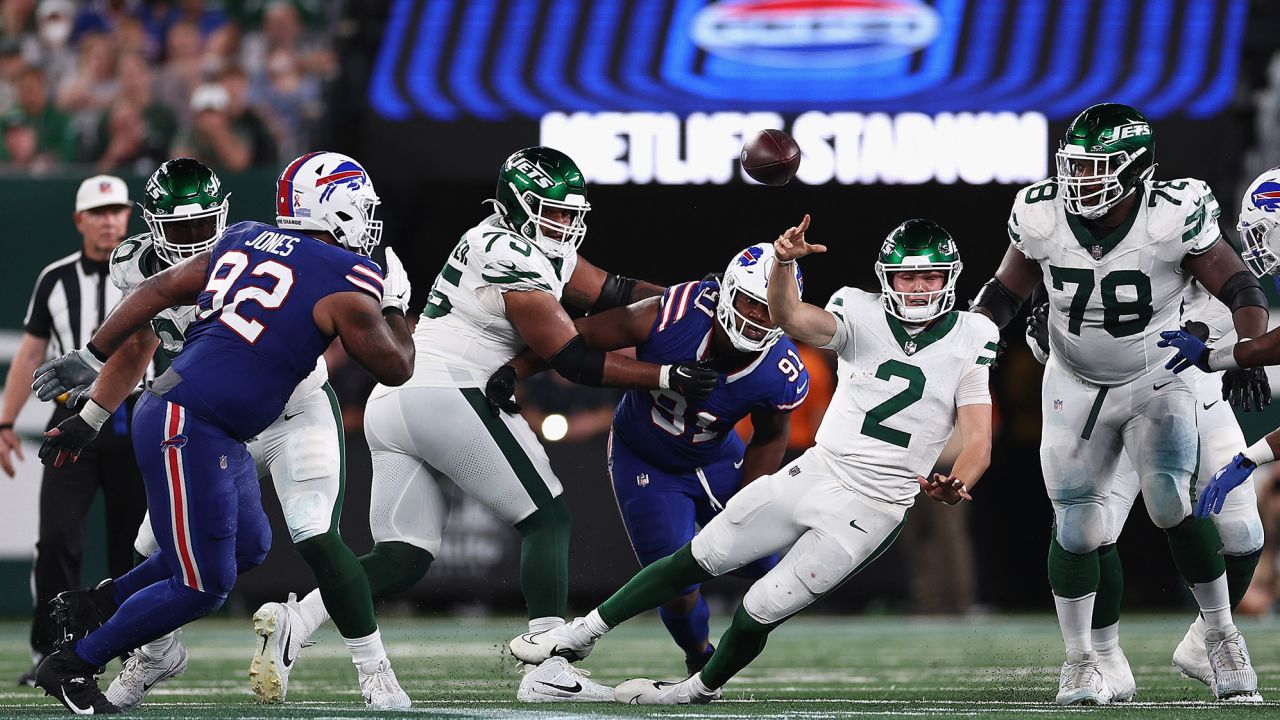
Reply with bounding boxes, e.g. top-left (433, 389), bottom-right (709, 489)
top-left (819, 288), bottom-right (852, 354)
top-left (955, 363), bottom-right (992, 406)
